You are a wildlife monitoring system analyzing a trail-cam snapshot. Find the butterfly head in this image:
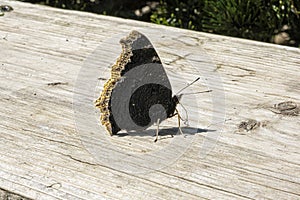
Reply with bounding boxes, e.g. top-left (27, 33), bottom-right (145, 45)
top-left (172, 94), bottom-right (182, 105)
